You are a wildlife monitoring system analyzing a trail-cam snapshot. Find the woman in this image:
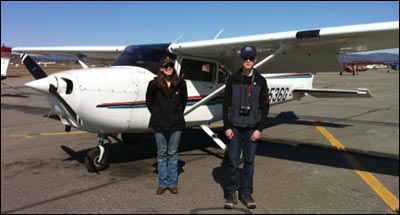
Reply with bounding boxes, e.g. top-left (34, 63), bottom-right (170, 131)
top-left (146, 56), bottom-right (188, 195)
